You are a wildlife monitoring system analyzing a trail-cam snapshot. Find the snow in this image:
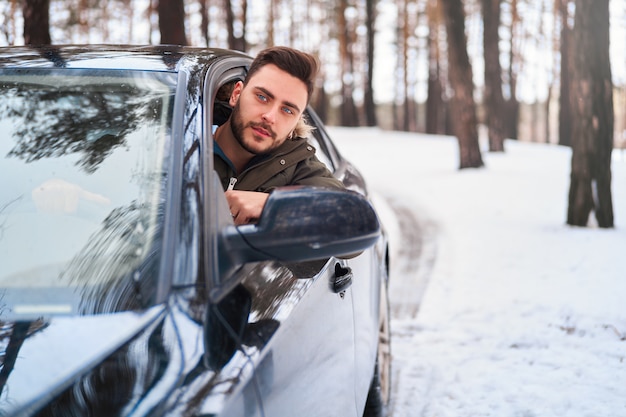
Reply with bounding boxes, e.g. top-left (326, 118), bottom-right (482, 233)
top-left (328, 127), bottom-right (626, 417)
